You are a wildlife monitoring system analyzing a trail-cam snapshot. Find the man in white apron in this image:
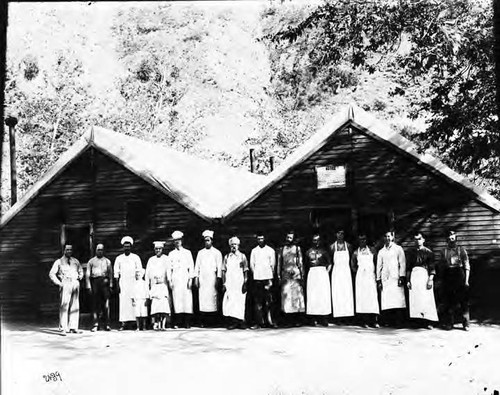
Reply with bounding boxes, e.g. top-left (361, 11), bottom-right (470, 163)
top-left (114, 236), bottom-right (143, 330)
top-left (250, 232), bottom-right (277, 329)
top-left (376, 230), bottom-right (407, 328)
top-left (222, 236), bottom-right (249, 329)
top-left (168, 230), bottom-right (195, 329)
top-left (49, 244), bottom-right (83, 335)
top-left (277, 230), bottom-right (306, 327)
top-left (194, 230), bottom-right (223, 328)
top-left (330, 229), bottom-right (354, 323)
top-left (406, 232), bottom-right (438, 329)
top-left (351, 234), bottom-right (379, 328)
top-left (305, 234), bottom-right (332, 327)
